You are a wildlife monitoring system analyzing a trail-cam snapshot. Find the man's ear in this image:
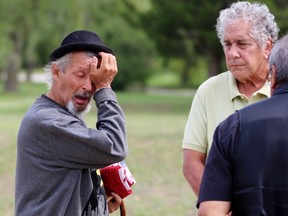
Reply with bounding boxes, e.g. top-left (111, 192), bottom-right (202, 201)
top-left (264, 39), bottom-right (273, 59)
top-left (52, 64), bottom-right (61, 81)
top-left (271, 65), bottom-right (277, 90)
